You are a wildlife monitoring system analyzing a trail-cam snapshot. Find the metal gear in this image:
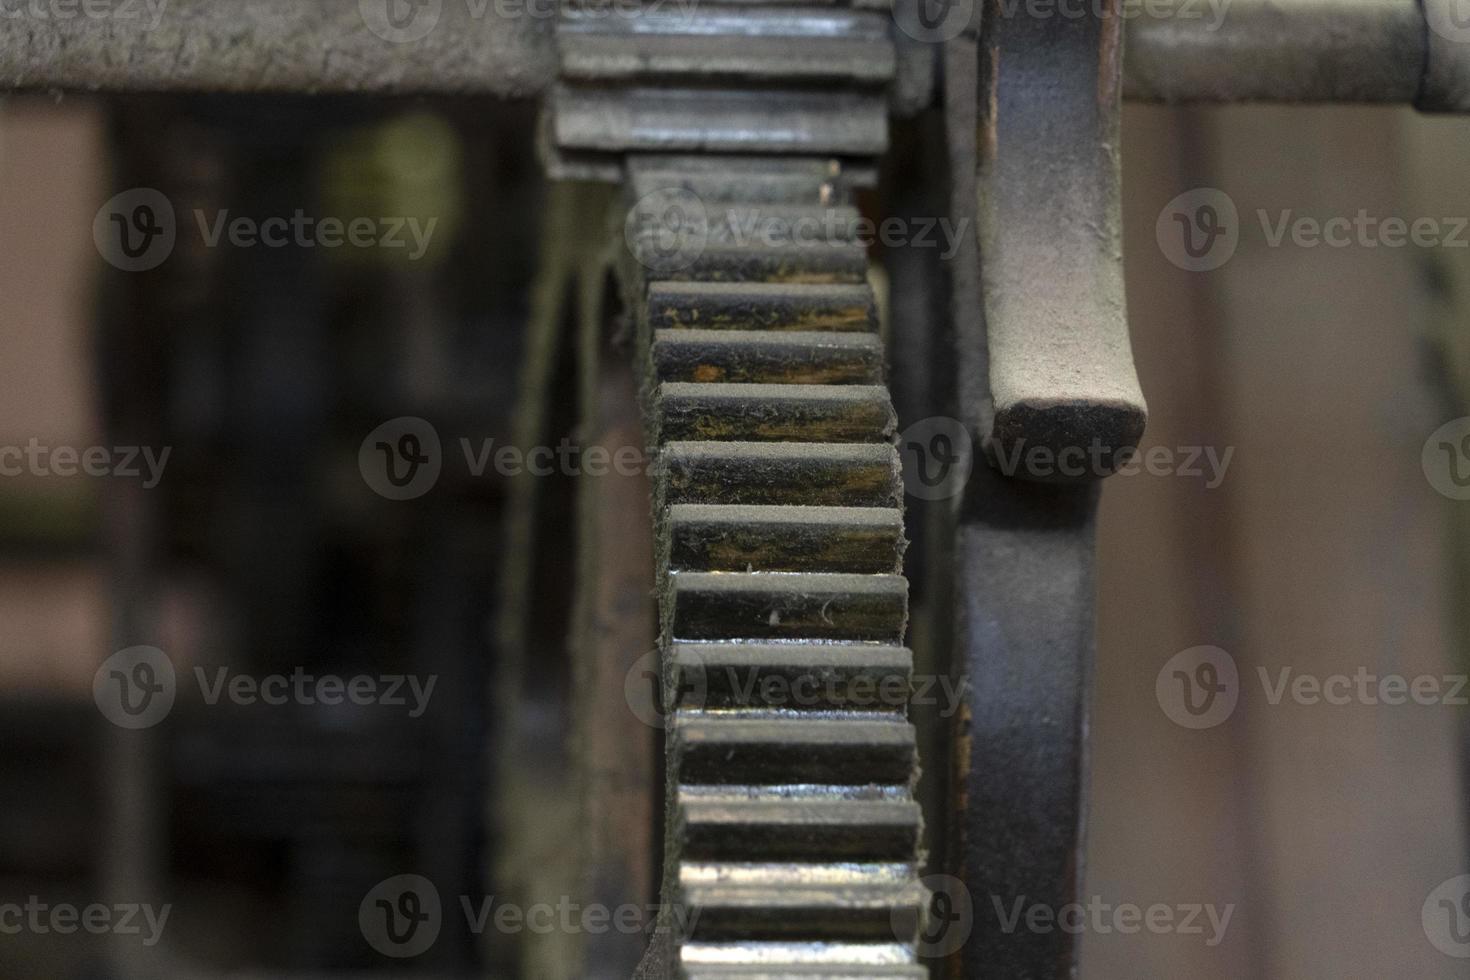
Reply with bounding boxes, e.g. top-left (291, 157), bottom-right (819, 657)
top-left (621, 155), bottom-right (928, 978)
